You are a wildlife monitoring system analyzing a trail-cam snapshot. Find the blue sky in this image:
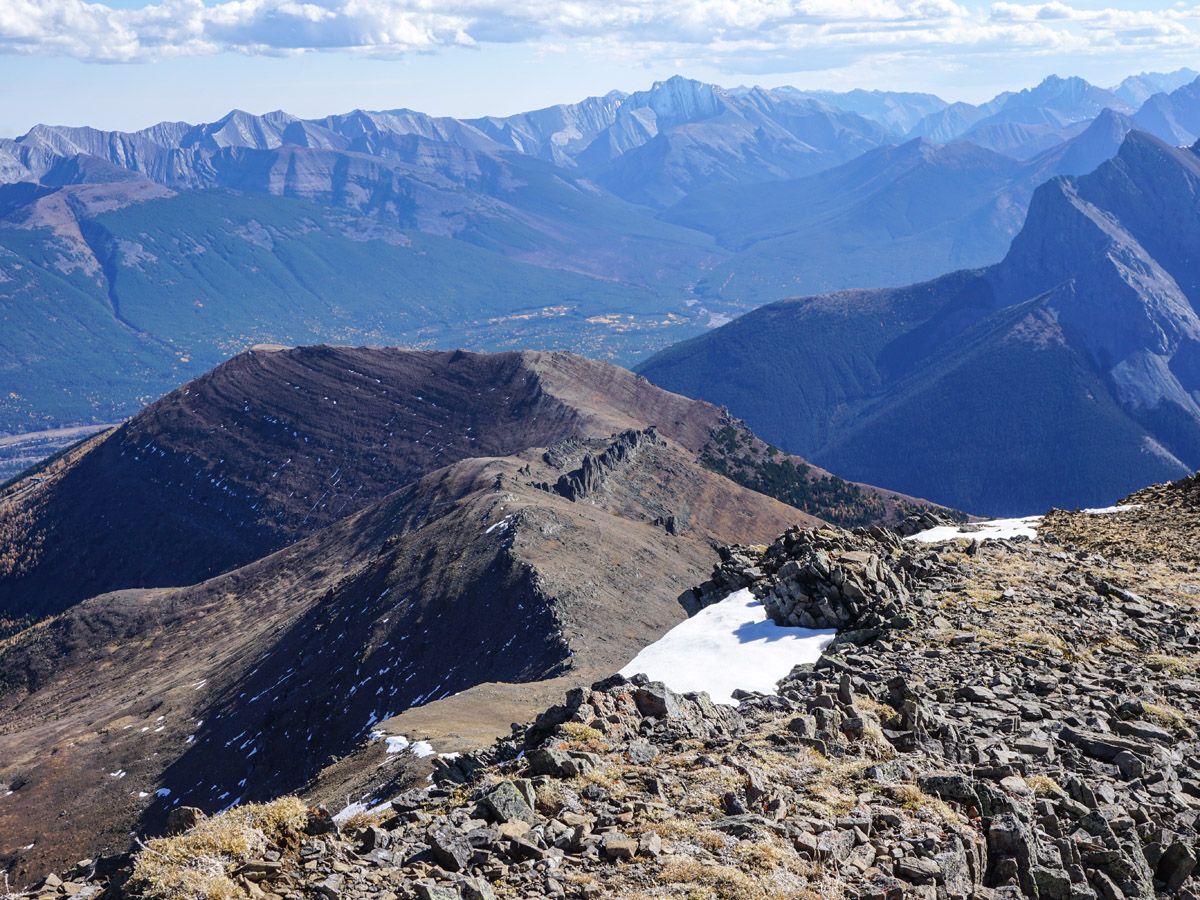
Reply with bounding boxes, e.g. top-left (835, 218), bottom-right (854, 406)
top-left (1, 0), bottom-right (1198, 135)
